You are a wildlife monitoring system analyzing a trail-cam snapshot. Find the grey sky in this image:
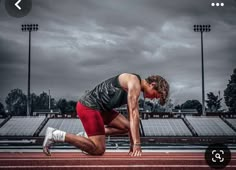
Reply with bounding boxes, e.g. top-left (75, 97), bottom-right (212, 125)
top-left (0, 0), bottom-right (236, 108)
